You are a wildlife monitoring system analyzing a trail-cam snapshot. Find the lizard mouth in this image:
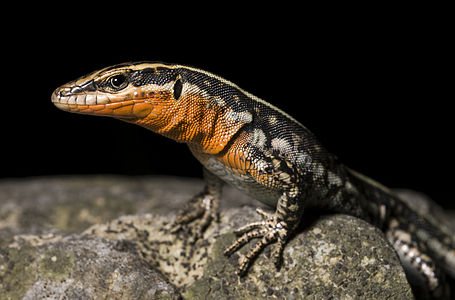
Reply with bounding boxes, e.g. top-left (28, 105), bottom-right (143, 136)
top-left (52, 86), bottom-right (114, 106)
top-left (51, 87), bottom-right (152, 119)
